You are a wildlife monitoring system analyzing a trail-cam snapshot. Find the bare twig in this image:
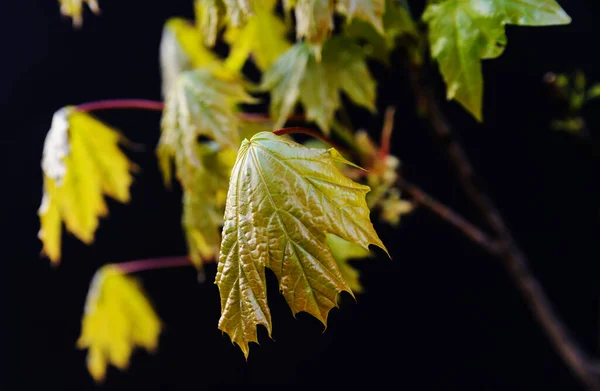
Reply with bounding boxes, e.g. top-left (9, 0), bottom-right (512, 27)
top-left (407, 60), bottom-right (600, 390)
top-left (397, 179), bottom-right (498, 254)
